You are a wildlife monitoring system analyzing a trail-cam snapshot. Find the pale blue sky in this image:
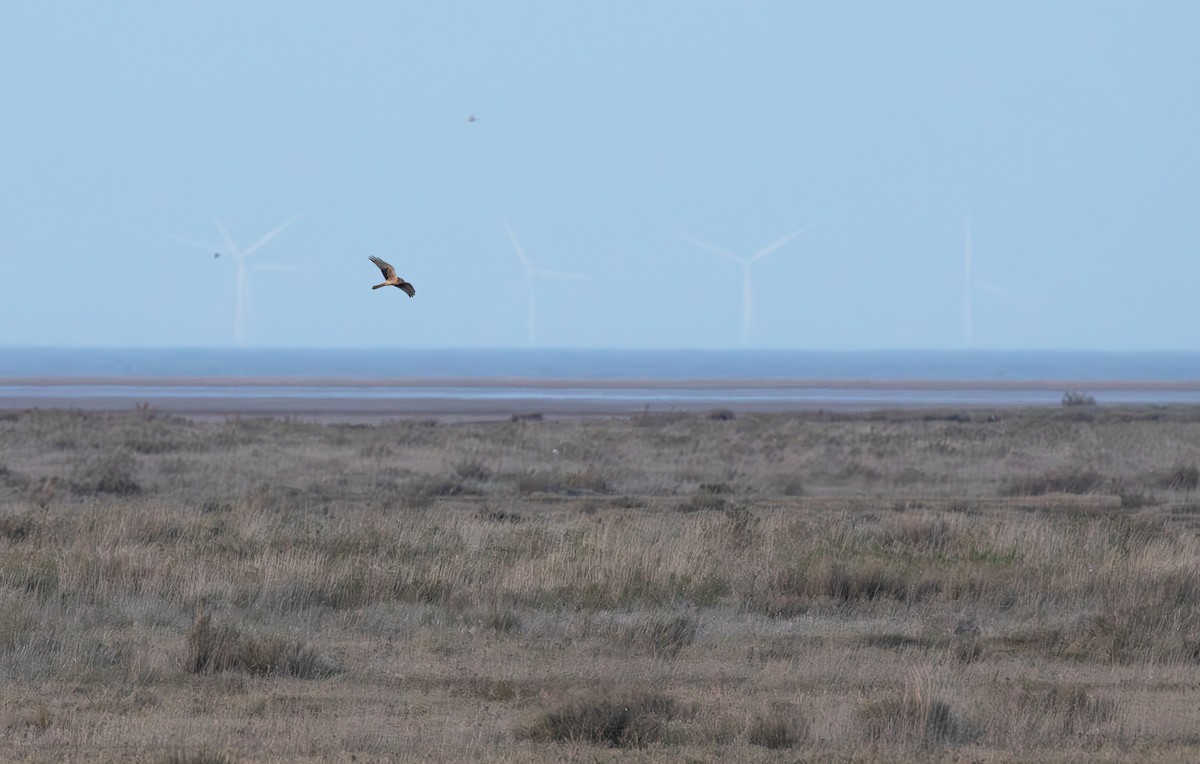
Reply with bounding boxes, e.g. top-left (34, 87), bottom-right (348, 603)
top-left (1, 2), bottom-right (1197, 350)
